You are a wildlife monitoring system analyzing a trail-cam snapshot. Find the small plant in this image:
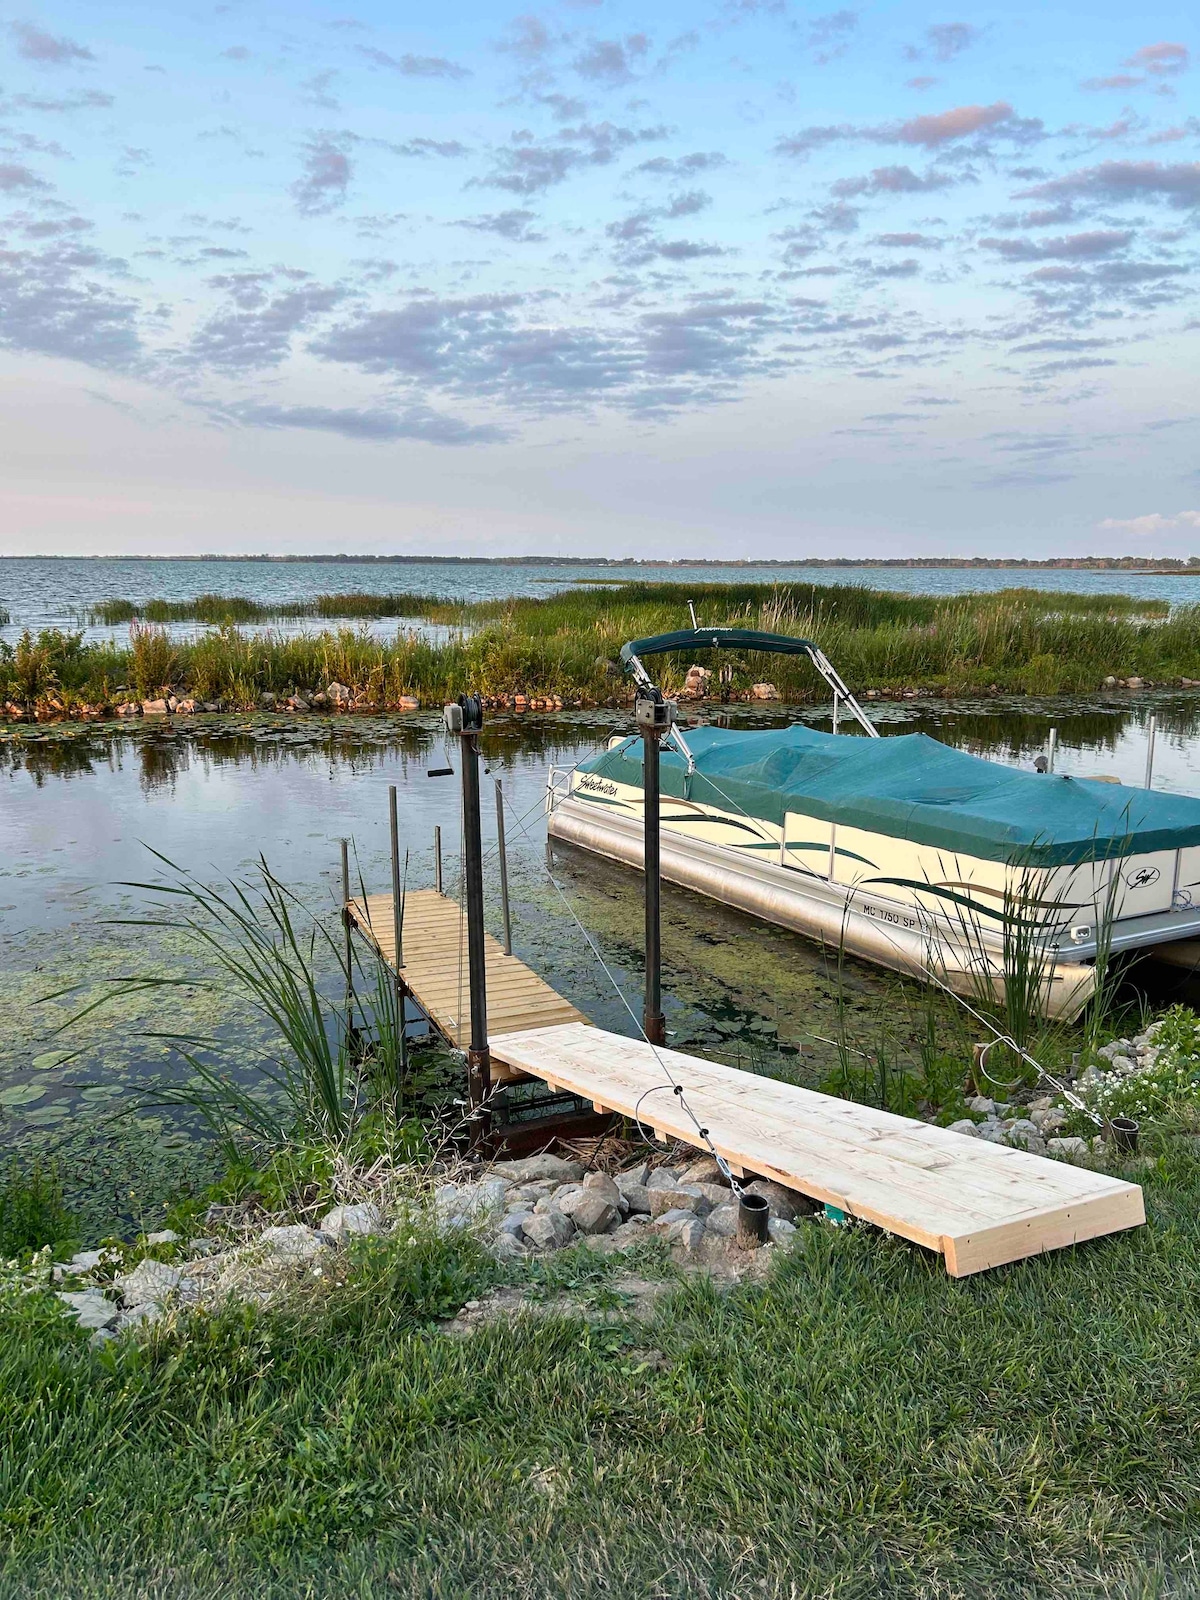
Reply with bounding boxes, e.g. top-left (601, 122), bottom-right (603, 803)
top-left (1079, 1005), bottom-right (1200, 1123)
top-left (129, 622), bottom-right (179, 699)
top-left (0, 1159), bottom-right (77, 1260)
